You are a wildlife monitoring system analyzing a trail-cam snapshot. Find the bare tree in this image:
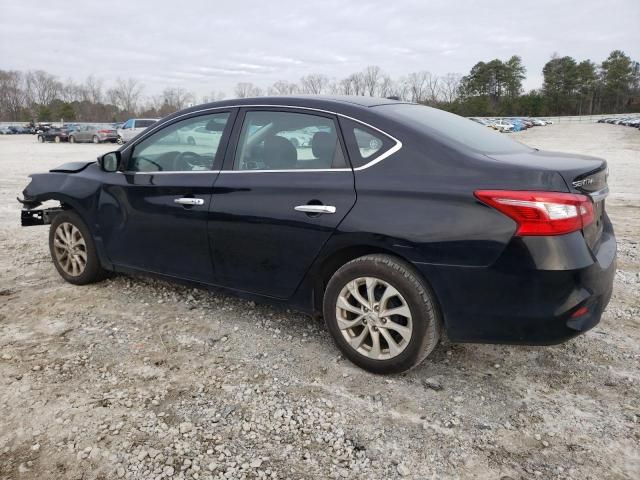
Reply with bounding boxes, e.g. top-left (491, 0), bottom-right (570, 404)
top-left (160, 88), bottom-right (195, 111)
top-left (268, 80), bottom-right (299, 96)
top-left (0, 70), bottom-right (26, 120)
top-left (107, 78), bottom-right (143, 113)
top-left (300, 74), bottom-right (329, 94)
top-left (440, 73), bottom-right (462, 103)
top-left (378, 75), bottom-right (394, 98)
top-left (425, 72), bottom-right (441, 104)
top-left (235, 82), bottom-right (262, 98)
top-left (25, 70), bottom-right (61, 106)
top-left (83, 75), bottom-right (103, 104)
top-left (362, 65), bottom-right (383, 96)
